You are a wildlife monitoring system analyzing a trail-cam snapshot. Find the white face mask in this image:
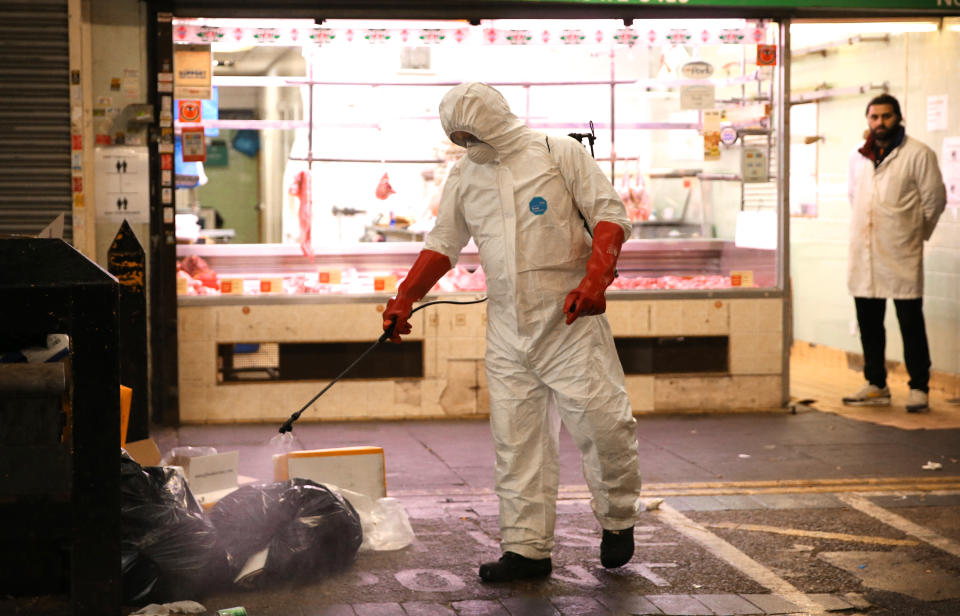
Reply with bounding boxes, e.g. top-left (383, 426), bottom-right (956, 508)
top-left (466, 142), bottom-right (497, 164)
